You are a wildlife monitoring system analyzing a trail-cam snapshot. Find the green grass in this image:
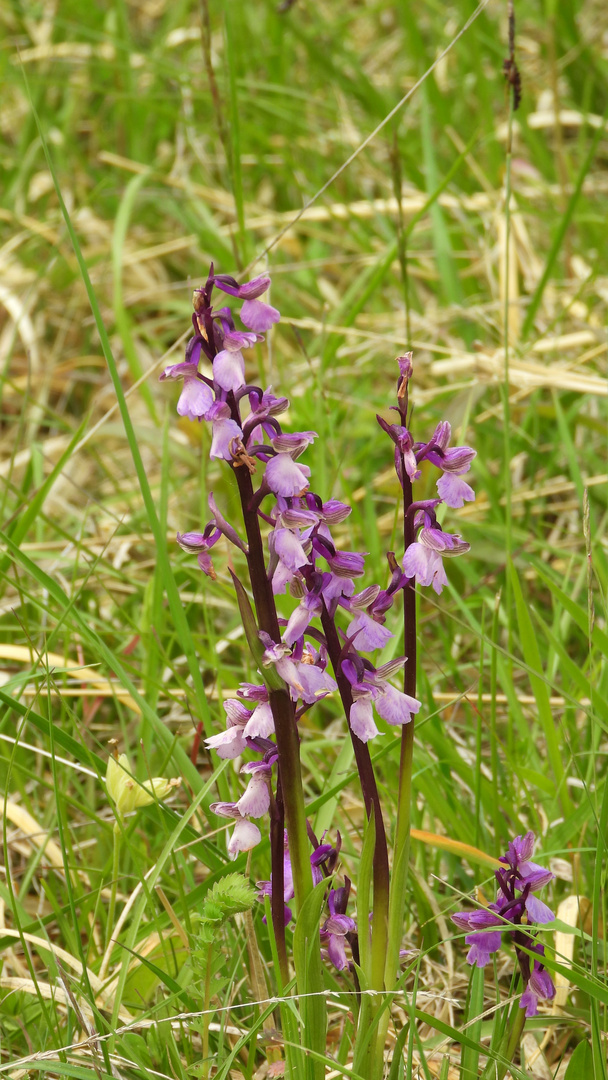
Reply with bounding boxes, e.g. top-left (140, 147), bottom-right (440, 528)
top-left (1, 0), bottom-right (607, 1077)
